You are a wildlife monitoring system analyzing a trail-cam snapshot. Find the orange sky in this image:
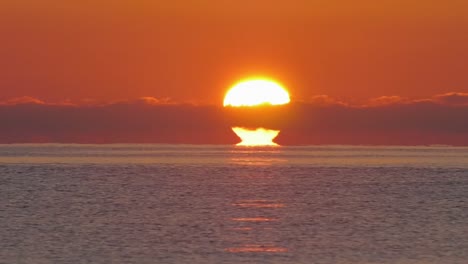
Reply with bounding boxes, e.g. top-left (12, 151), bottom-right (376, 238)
top-left (1, 0), bottom-right (468, 104)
